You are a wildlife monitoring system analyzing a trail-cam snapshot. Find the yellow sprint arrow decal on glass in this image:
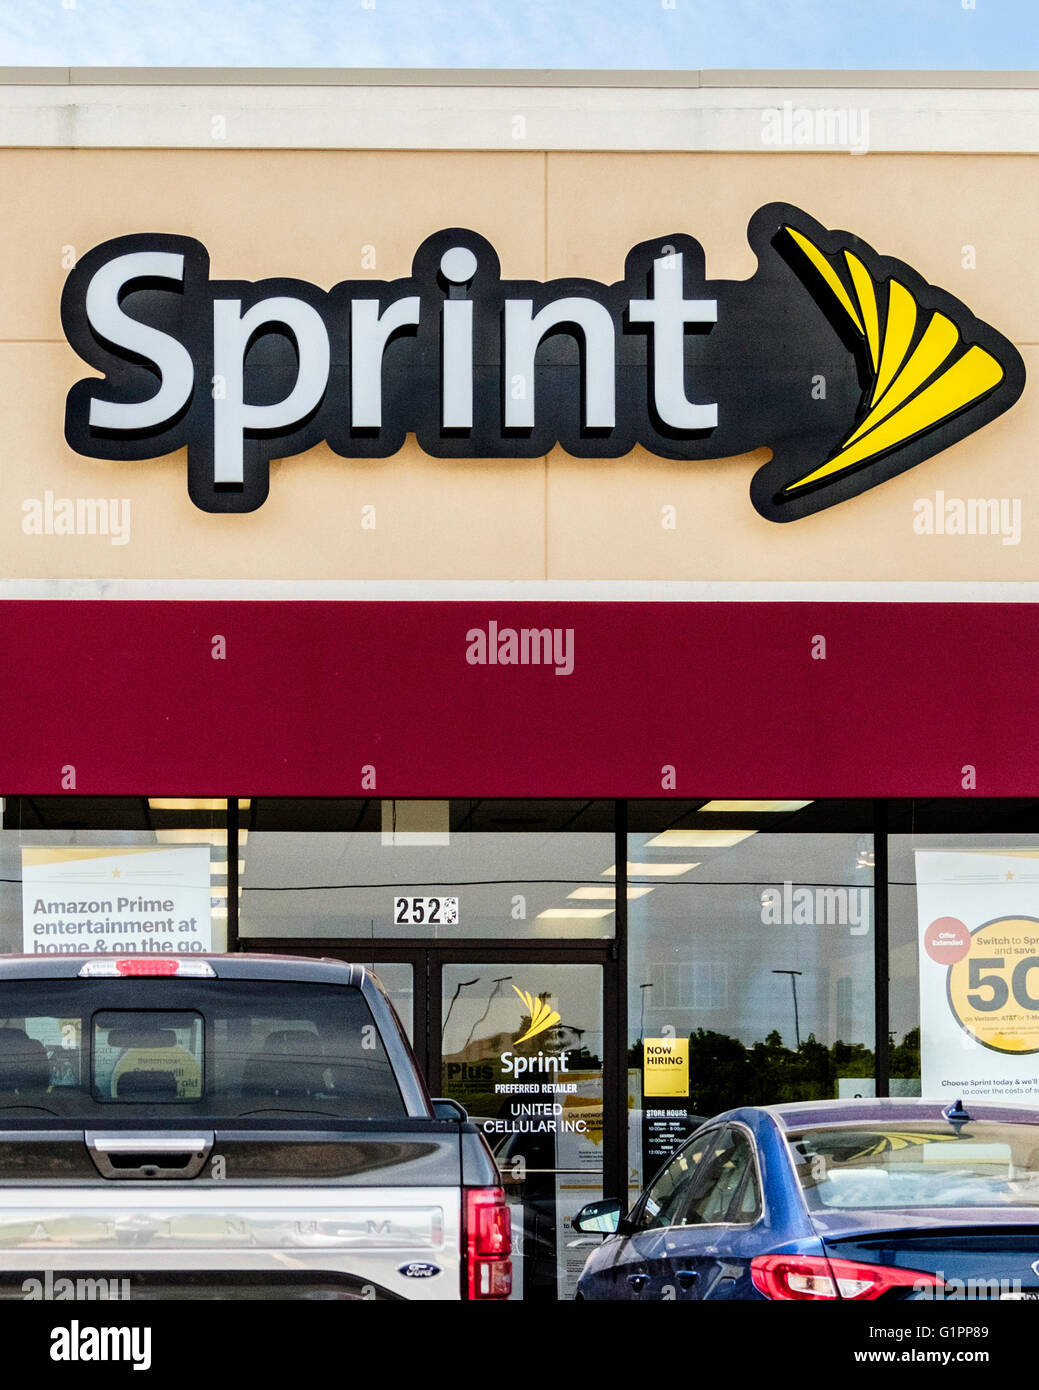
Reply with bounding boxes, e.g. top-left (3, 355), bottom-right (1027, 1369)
top-left (512, 986), bottom-right (561, 1045)
top-left (775, 221), bottom-right (1013, 499)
